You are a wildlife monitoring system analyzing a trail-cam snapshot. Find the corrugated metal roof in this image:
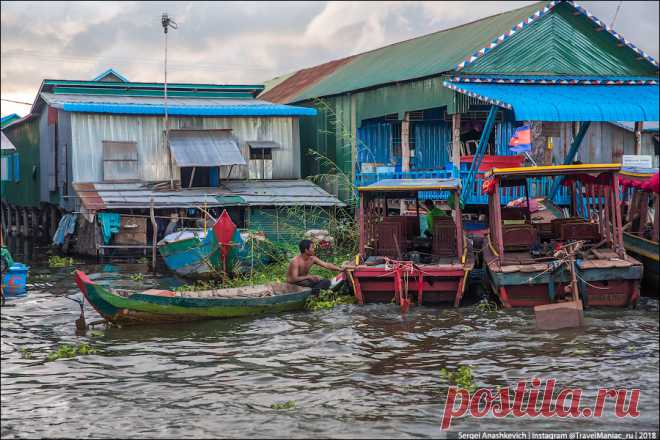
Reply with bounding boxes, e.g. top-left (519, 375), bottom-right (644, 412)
top-left (359, 178), bottom-right (461, 192)
top-left (1, 132), bottom-right (16, 151)
top-left (222, 180), bottom-right (345, 206)
top-left (261, 2), bottom-right (548, 103)
top-left (262, 1), bottom-right (658, 104)
top-left (444, 81), bottom-right (659, 121)
top-left (73, 179), bottom-right (344, 211)
top-left (1, 114), bottom-right (21, 128)
top-left (169, 130), bottom-right (246, 167)
top-left (613, 121), bottom-right (659, 133)
top-left (41, 93), bottom-right (317, 117)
